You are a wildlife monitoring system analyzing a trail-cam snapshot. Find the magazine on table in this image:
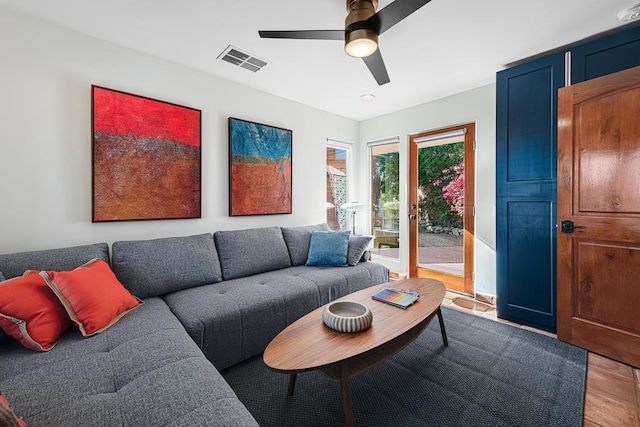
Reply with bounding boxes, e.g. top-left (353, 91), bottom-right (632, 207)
top-left (371, 287), bottom-right (419, 309)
